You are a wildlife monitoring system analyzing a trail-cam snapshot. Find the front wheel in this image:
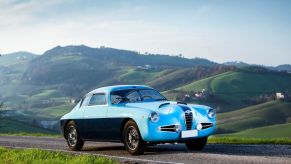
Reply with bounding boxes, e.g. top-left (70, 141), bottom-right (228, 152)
top-left (66, 121), bottom-right (84, 151)
top-left (123, 120), bottom-right (146, 155)
top-left (185, 137), bottom-right (208, 151)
